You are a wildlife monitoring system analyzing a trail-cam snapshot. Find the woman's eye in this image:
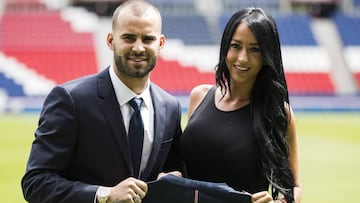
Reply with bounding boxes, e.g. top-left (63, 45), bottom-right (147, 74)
top-left (249, 47), bottom-right (261, 53)
top-left (230, 43), bottom-right (241, 49)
